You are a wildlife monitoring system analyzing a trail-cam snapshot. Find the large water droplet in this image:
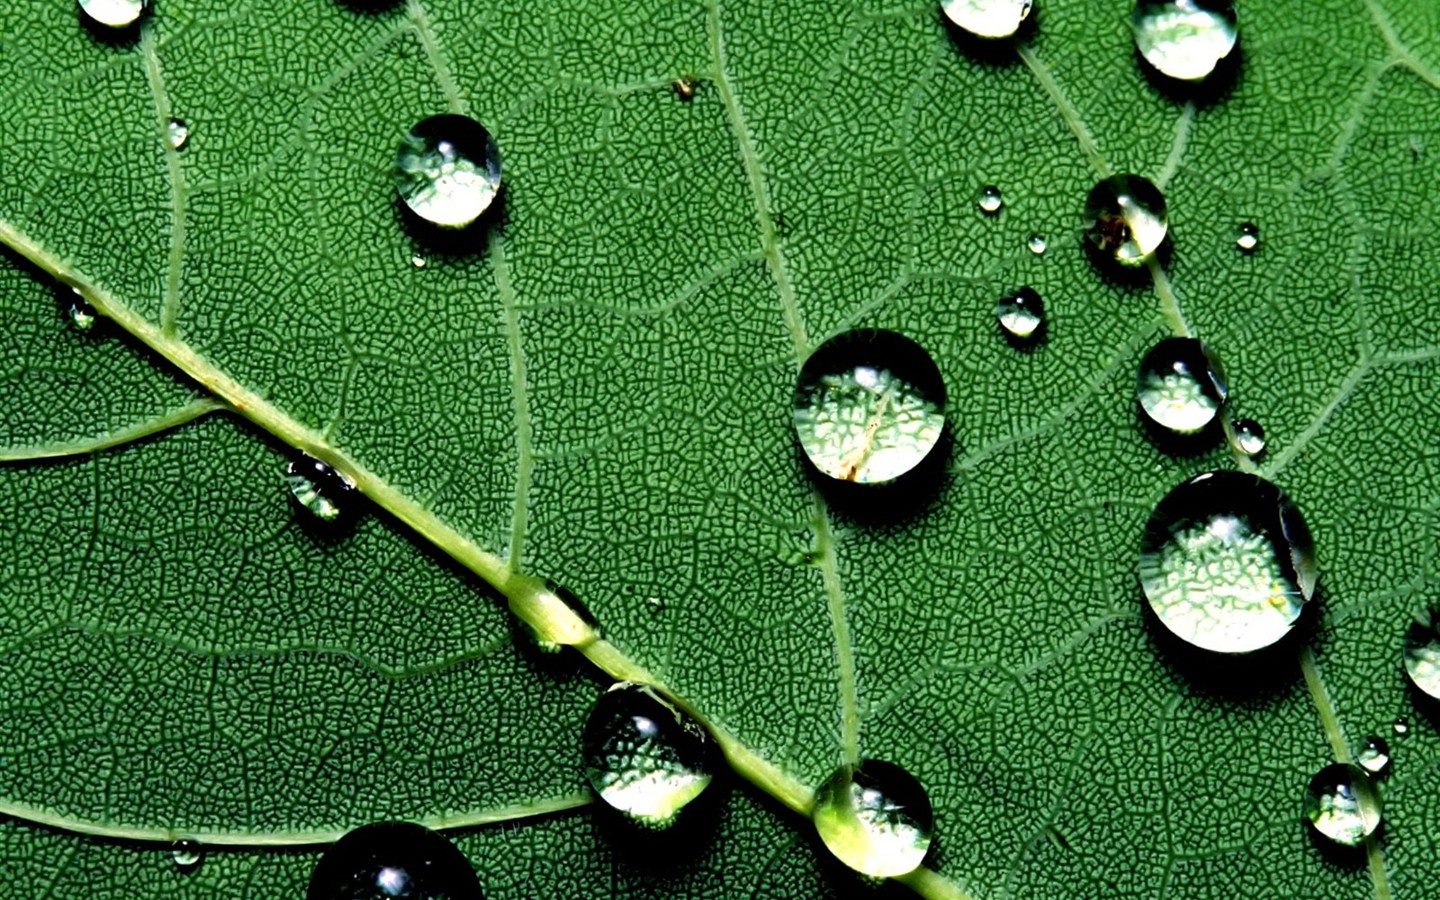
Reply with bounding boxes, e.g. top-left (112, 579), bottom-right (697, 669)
top-left (166, 118), bottom-right (190, 150)
top-left (977, 185), bottom-right (1004, 216)
top-left (1136, 337), bottom-right (1228, 435)
top-left (1084, 174), bottom-right (1168, 267)
top-left (941, 0), bottom-right (1033, 39)
top-left (1235, 222), bottom-right (1259, 254)
top-left (582, 682), bottom-right (715, 828)
top-left (1304, 764), bottom-right (1381, 848)
top-left (1139, 471), bottom-right (1317, 654)
top-left (996, 287), bottom-right (1045, 342)
top-left (307, 822), bottom-right (481, 900)
top-left (79, 0), bottom-right (149, 29)
top-left (813, 760), bottom-right (933, 879)
top-left (1232, 417), bottom-right (1266, 458)
top-left (793, 330), bottom-right (946, 486)
top-left (395, 114), bottom-right (501, 230)
top-left (171, 840), bottom-right (203, 872)
top-left (1026, 233), bottom-right (1047, 255)
top-left (1357, 736), bottom-right (1391, 777)
top-left (1403, 611), bottom-right (1440, 700)
top-left (1132, 0), bottom-right (1239, 82)
top-left (286, 456), bottom-right (359, 523)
